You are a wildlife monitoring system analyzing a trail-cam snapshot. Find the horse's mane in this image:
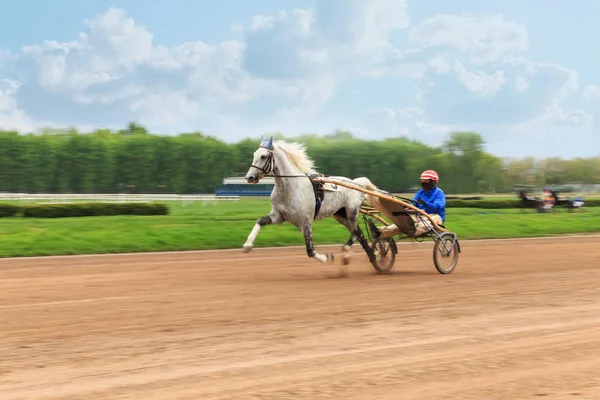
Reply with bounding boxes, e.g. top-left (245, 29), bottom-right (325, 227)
top-left (274, 140), bottom-right (317, 174)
